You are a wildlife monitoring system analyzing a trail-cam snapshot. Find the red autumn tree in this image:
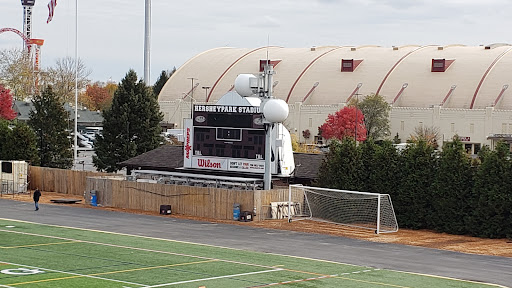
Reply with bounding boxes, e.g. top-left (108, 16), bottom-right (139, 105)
top-left (81, 82), bottom-right (115, 111)
top-left (0, 84), bottom-right (17, 120)
top-left (319, 106), bottom-right (367, 142)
